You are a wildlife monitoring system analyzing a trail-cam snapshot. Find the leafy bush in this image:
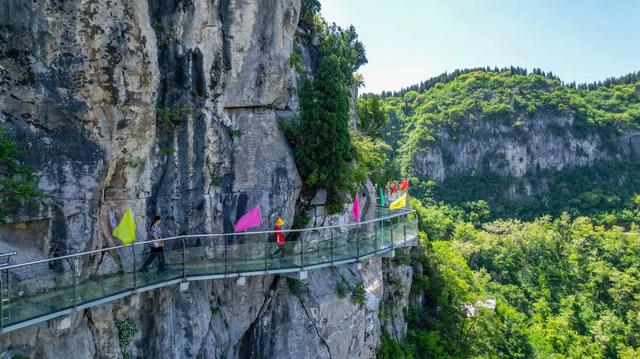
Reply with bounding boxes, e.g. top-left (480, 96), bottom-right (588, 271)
top-left (388, 277), bottom-right (404, 291)
top-left (152, 20), bottom-right (163, 34)
top-left (289, 47), bottom-right (304, 74)
top-left (291, 214), bottom-right (310, 230)
top-left (159, 146), bottom-right (172, 156)
top-left (116, 319), bottom-right (138, 348)
top-left (357, 94), bottom-right (387, 136)
top-left (0, 124), bottom-right (40, 221)
top-left (156, 106), bottom-right (192, 133)
top-left (392, 250), bottom-right (412, 266)
top-left (286, 277), bottom-right (305, 296)
top-left (335, 280), bottom-right (348, 298)
top-left (227, 128), bottom-right (242, 138)
top-left (325, 197), bottom-right (344, 215)
top-left (210, 300), bottom-right (220, 316)
top-left (377, 330), bottom-right (409, 359)
top-left (351, 281), bottom-right (366, 306)
top-left (123, 155), bottom-right (145, 168)
top-left (351, 134), bottom-right (393, 188)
